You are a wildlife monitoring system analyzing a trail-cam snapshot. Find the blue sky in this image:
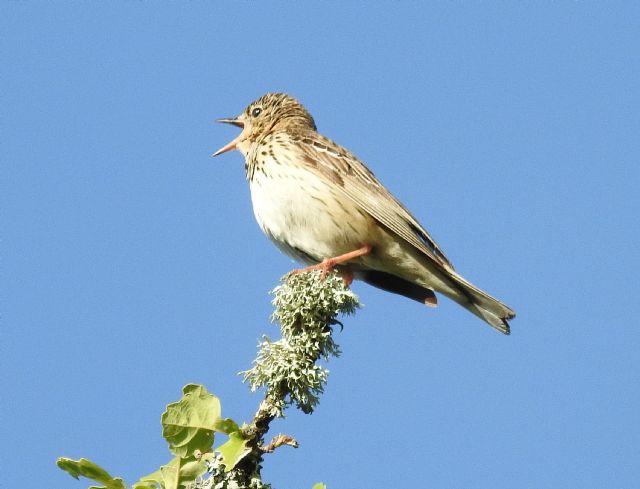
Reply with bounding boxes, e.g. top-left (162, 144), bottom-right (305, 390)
top-left (3, 2), bottom-right (639, 488)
